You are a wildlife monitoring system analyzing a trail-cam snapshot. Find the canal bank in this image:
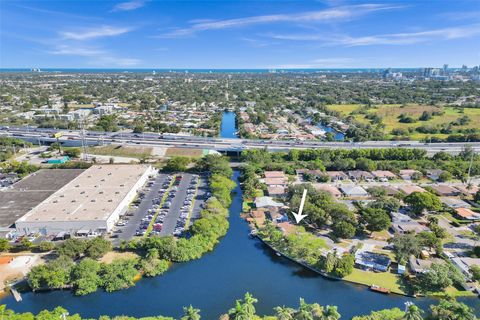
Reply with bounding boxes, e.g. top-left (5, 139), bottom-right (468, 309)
top-left (2, 171), bottom-right (478, 319)
top-left (1, 112), bottom-right (478, 318)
